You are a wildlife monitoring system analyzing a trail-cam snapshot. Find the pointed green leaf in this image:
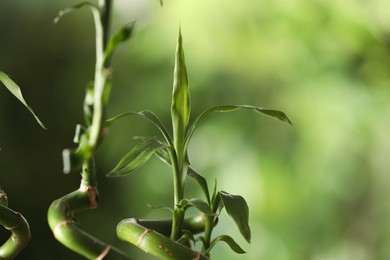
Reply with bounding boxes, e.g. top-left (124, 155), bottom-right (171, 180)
top-left (105, 110), bottom-right (173, 147)
top-left (186, 198), bottom-right (214, 216)
top-left (53, 2), bottom-right (99, 24)
top-left (184, 104), bottom-right (291, 151)
top-left (0, 71), bottom-right (46, 129)
top-left (155, 147), bottom-right (172, 166)
top-left (211, 180), bottom-right (223, 213)
top-left (188, 168), bottom-right (210, 205)
top-left (107, 139), bottom-right (168, 177)
top-left (206, 235), bottom-right (246, 254)
top-left (171, 28), bottom-right (190, 154)
top-left (220, 191), bottom-right (251, 243)
top-left (104, 22), bottom-right (136, 63)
